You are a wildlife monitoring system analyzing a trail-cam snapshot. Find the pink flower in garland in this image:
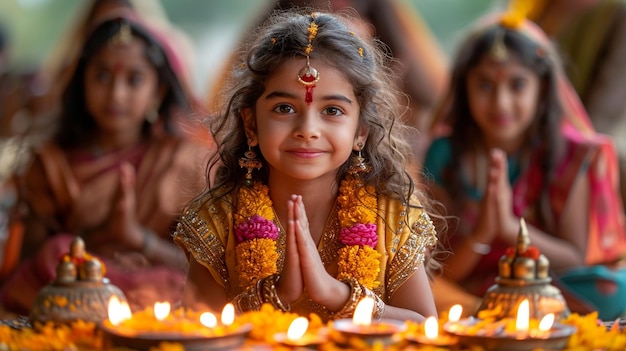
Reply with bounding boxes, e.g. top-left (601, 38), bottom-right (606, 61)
top-left (339, 223), bottom-right (378, 248)
top-left (235, 215), bottom-right (279, 243)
